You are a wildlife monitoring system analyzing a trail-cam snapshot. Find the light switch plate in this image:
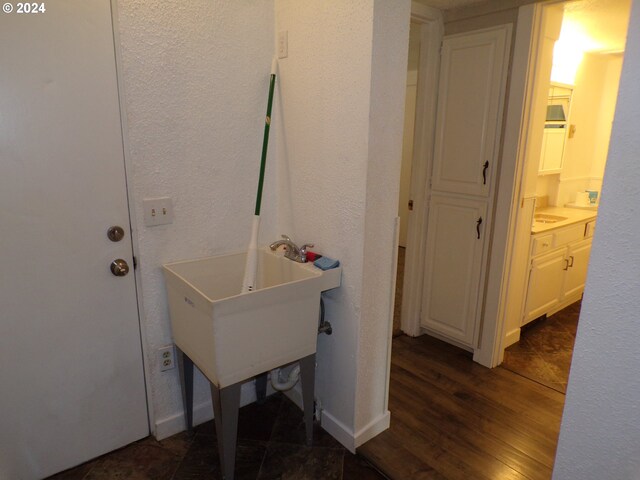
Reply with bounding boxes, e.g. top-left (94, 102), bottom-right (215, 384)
top-left (143, 197), bottom-right (174, 226)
